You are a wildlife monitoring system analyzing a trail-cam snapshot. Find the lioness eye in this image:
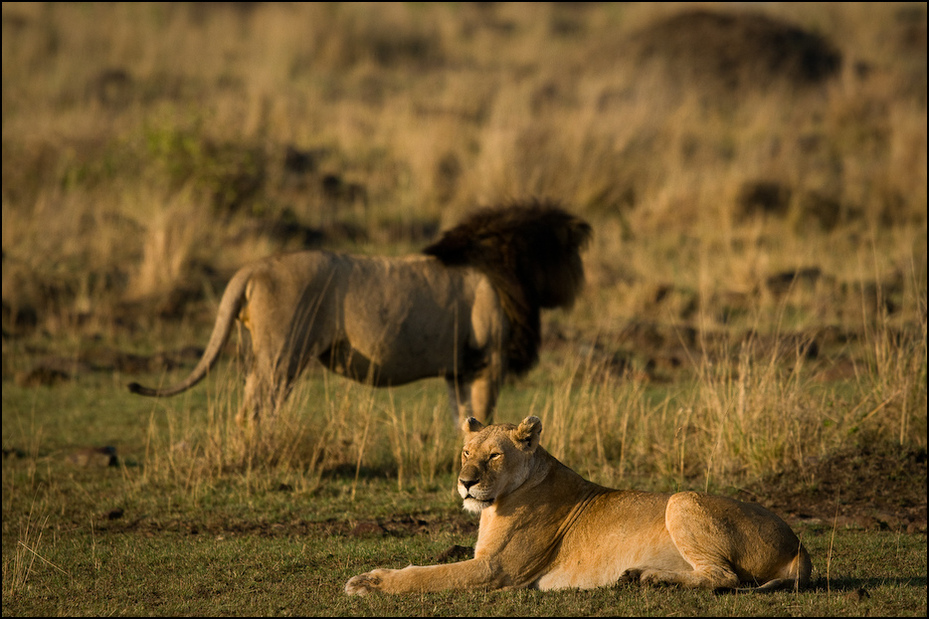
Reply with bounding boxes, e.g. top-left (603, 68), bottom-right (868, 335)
top-left (489, 452), bottom-right (502, 460)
